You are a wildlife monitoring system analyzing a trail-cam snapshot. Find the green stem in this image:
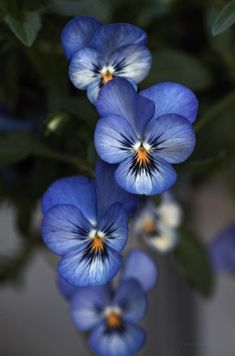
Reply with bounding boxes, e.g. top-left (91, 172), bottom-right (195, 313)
top-left (195, 90), bottom-right (235, 133)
